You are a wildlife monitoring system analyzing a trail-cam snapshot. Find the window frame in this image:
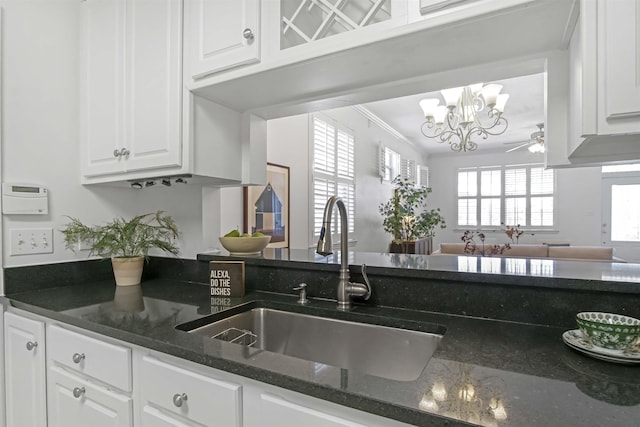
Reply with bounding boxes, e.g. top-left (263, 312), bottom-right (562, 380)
top-left (309, 114), bottom-right (356, 246)
top-left (456, 163), bottom-right (556, 230)
top-left (380, 146), bottom-right (401, 182)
